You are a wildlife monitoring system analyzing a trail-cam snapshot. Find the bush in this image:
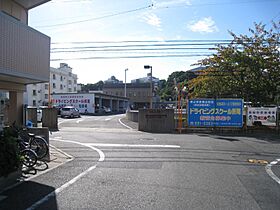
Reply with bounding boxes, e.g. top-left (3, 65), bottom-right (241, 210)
top-left (0, 128), bottom-right (21, 177)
